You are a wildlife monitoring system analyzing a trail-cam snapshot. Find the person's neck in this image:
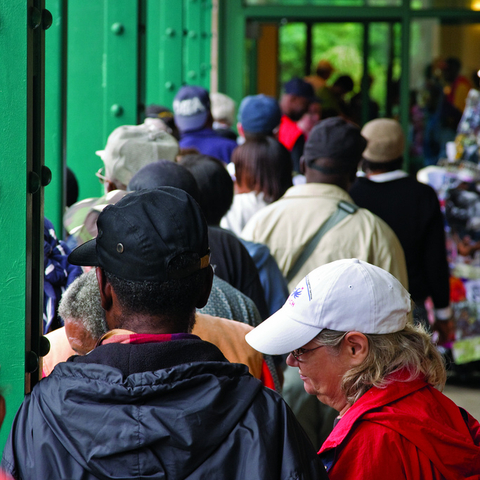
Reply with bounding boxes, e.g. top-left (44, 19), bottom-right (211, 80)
top-left (107, 312), bottom-right (193, 335)
top-left (234, 182), bottom-right (253, 194)
top-left (338, 403), bottom-right (351, 418)
top-left (306, 177), bottom-right (350, 192)
top-left (365, 168), bottom-right (388, 177)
